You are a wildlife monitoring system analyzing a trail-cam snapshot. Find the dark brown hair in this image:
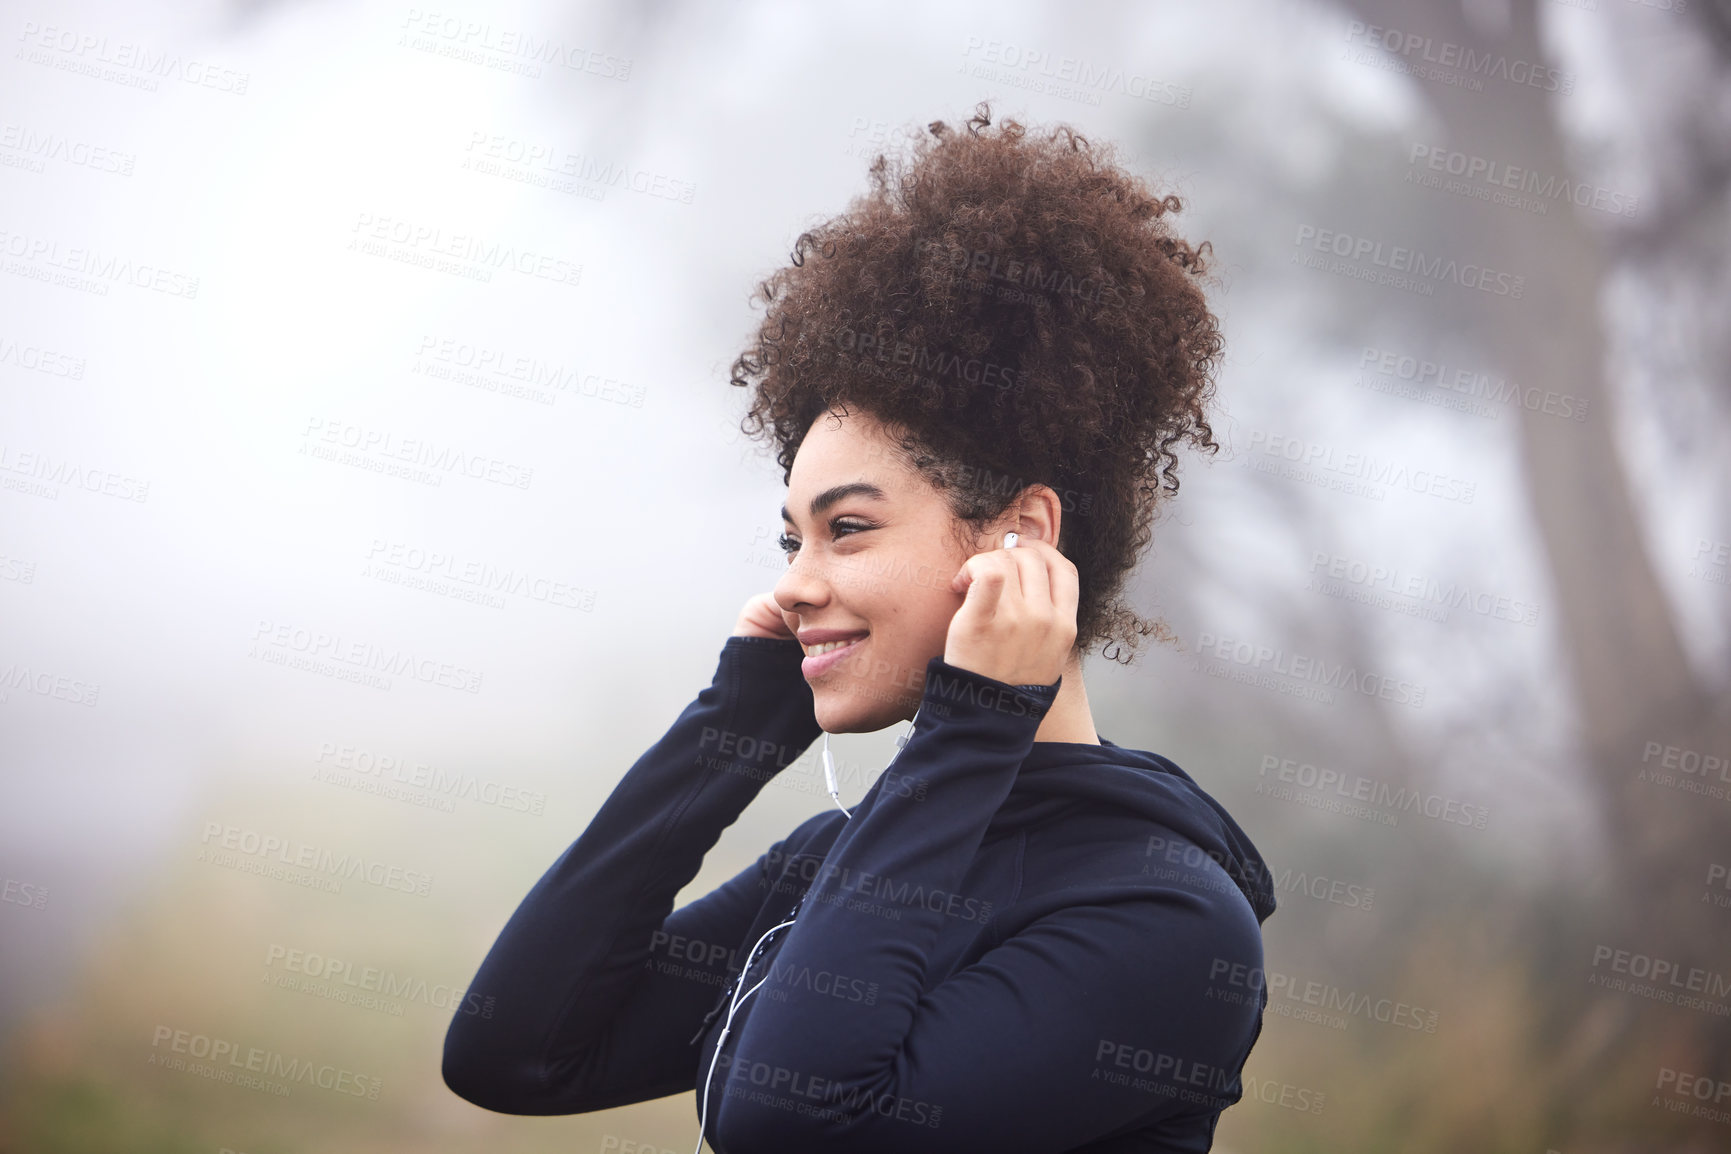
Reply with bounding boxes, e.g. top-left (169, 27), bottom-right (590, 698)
top-left (730, 103), bottom-right (1224, 663)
